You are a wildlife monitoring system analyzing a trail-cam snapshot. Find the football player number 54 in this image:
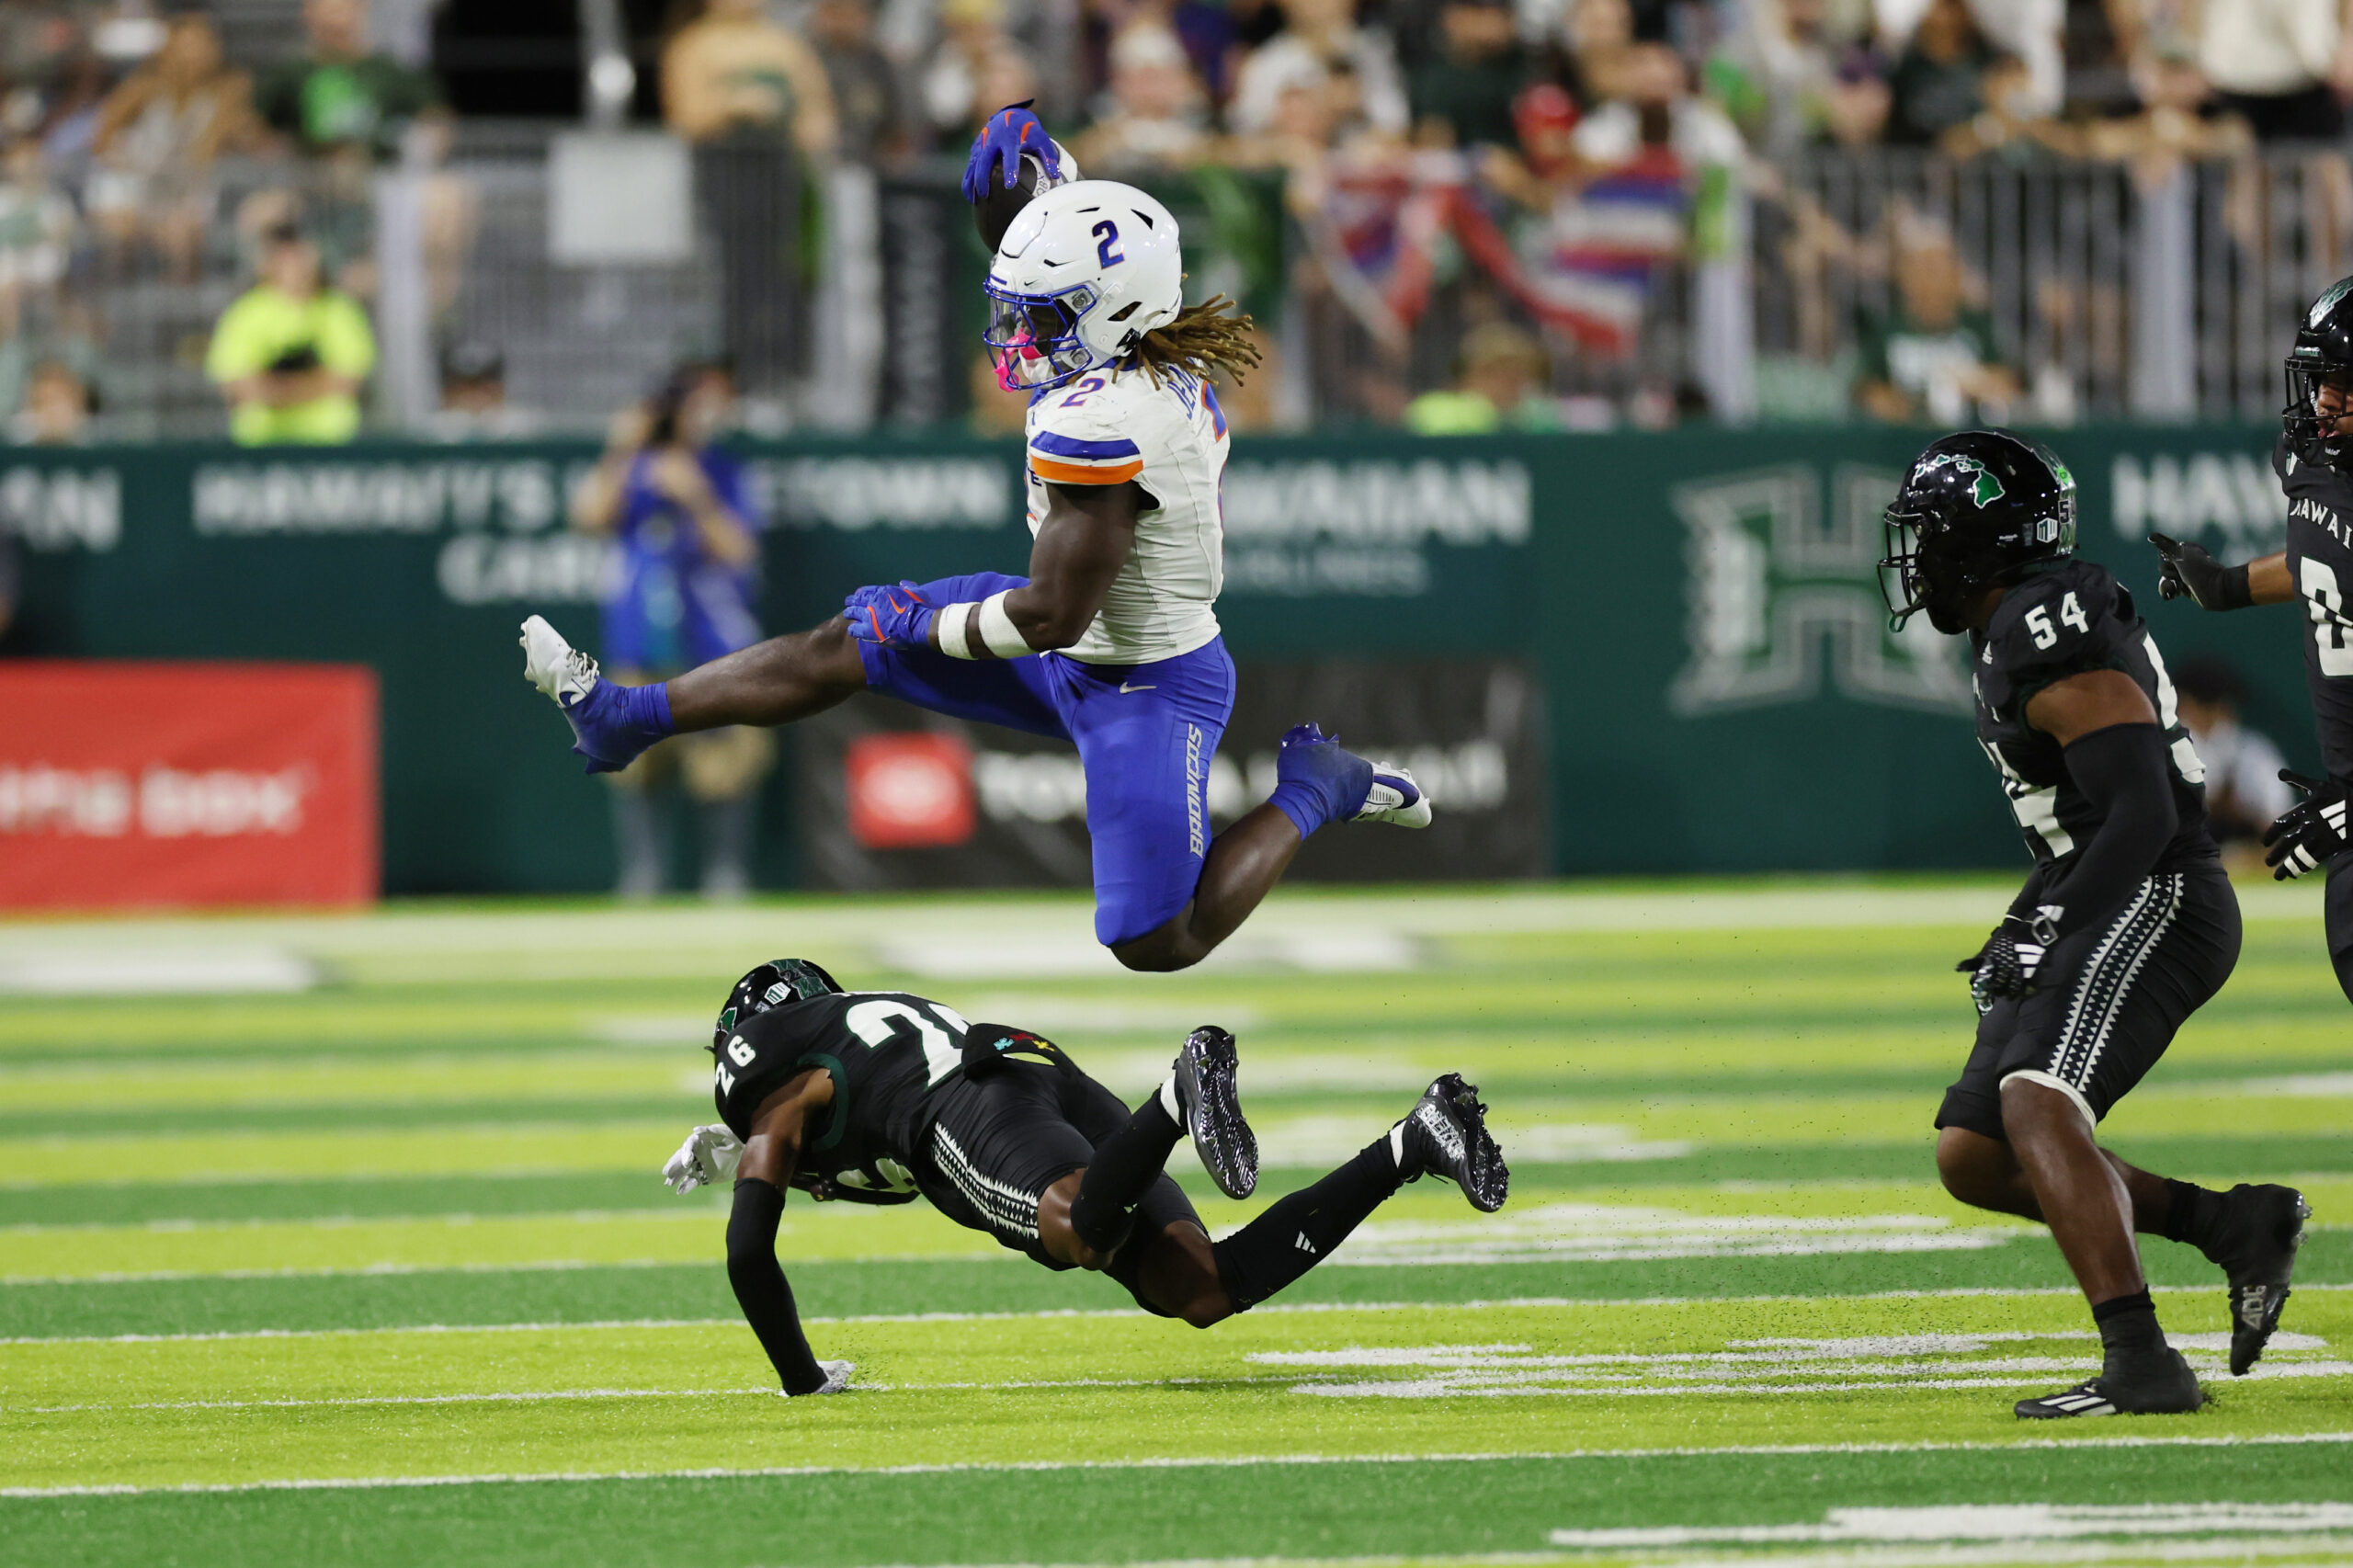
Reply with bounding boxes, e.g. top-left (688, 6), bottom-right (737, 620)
top-left (2024, 592), bottom-right (2090, 650)
top-left (2302, 559), bottom-right (2353, 677)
